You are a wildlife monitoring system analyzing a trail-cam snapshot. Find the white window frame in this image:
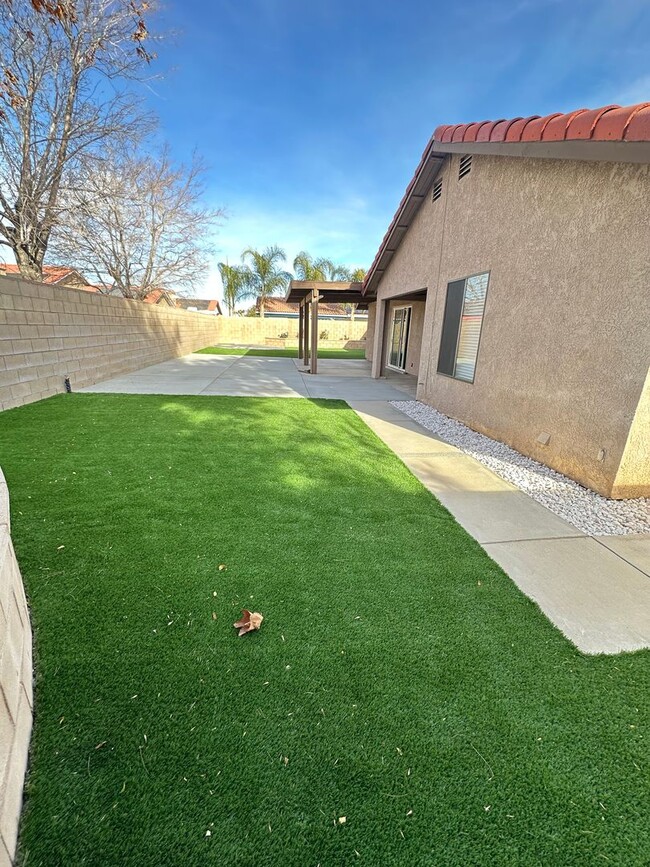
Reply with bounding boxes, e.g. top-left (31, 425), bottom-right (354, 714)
top-left (437, 271), bottom-right (489, 384)
top-left (386, 304), bottom-right (412, 373)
